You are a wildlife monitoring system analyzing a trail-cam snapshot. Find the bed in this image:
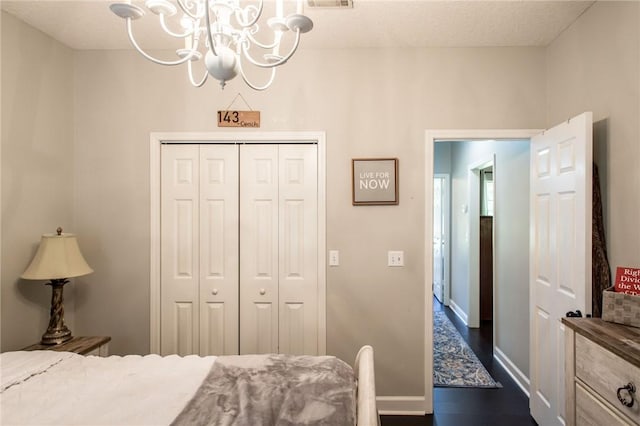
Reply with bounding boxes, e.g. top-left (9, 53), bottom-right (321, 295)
top-left (1, 345), bottom-right (379, 426)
